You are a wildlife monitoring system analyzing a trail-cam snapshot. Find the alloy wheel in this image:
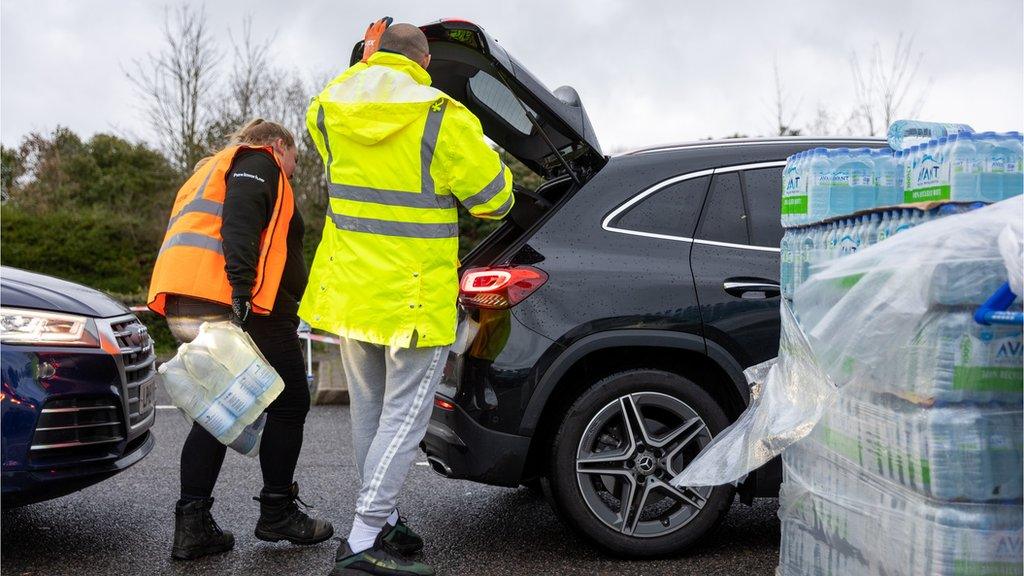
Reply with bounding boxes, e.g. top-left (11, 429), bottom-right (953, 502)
top-left (574, 391), bottom-right (713, 538)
